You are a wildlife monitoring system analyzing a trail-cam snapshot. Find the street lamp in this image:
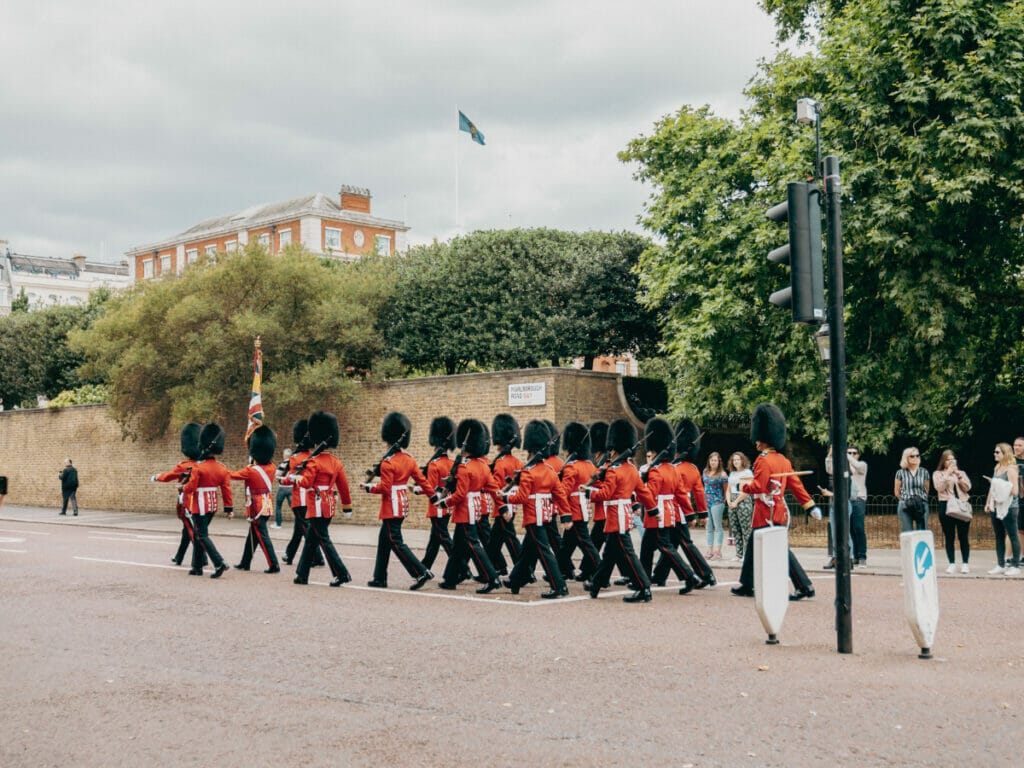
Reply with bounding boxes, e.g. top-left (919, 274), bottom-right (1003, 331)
top-left (797, 98), bottom-right (822, 181)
